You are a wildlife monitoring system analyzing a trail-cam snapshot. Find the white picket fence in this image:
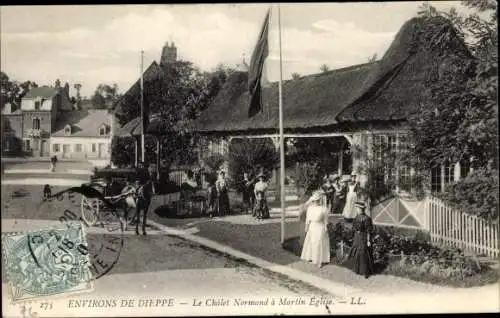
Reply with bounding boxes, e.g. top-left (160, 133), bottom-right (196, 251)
top-left (427, 196), bottom-right (499, 258)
